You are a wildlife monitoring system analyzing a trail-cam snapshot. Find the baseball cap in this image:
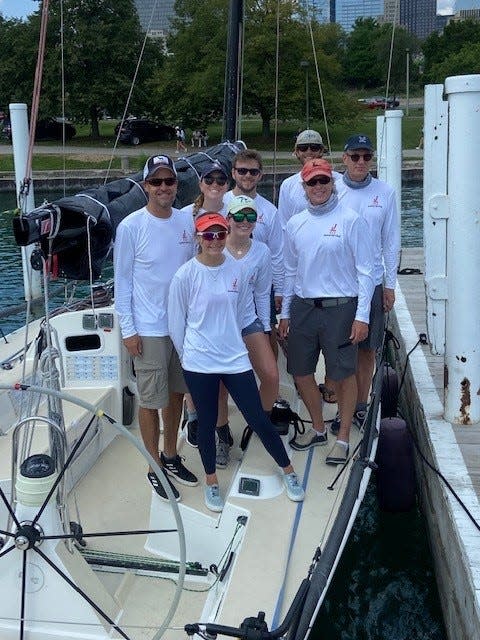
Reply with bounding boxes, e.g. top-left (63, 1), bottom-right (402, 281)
top-left (200, 161), bottom-right (228, 180)
top-left (296, 129), bottom-right (323, 146)
top-left (143, 155), bottom-right (177, 180)
top-left (343, 134), bottom-right (373, 152)
top-left (195, 212), bottom-right (229, 232)
top-left (227, 195), bottom-right (257, 215)
top-left (300, 159), bottom-right (332, 183)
